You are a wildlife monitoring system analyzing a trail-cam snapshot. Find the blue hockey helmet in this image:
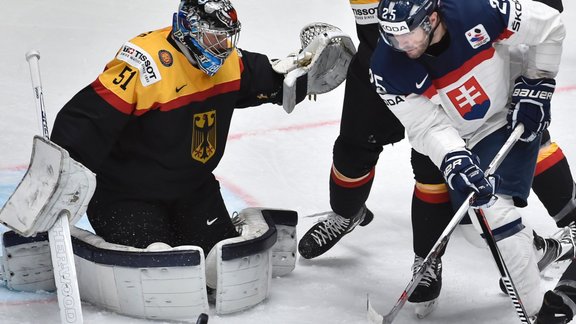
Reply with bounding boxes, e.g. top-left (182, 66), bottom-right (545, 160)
top-left (172, 0), bottom-right (241, 76)
top-left (377, 0), bottom-right (438, 53)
